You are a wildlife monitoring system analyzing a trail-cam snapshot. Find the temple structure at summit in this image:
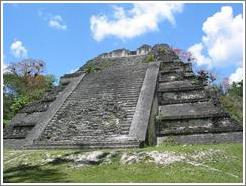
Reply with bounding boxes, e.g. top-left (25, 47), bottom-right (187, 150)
top-left (4, 44), bottom-right (243, 149)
